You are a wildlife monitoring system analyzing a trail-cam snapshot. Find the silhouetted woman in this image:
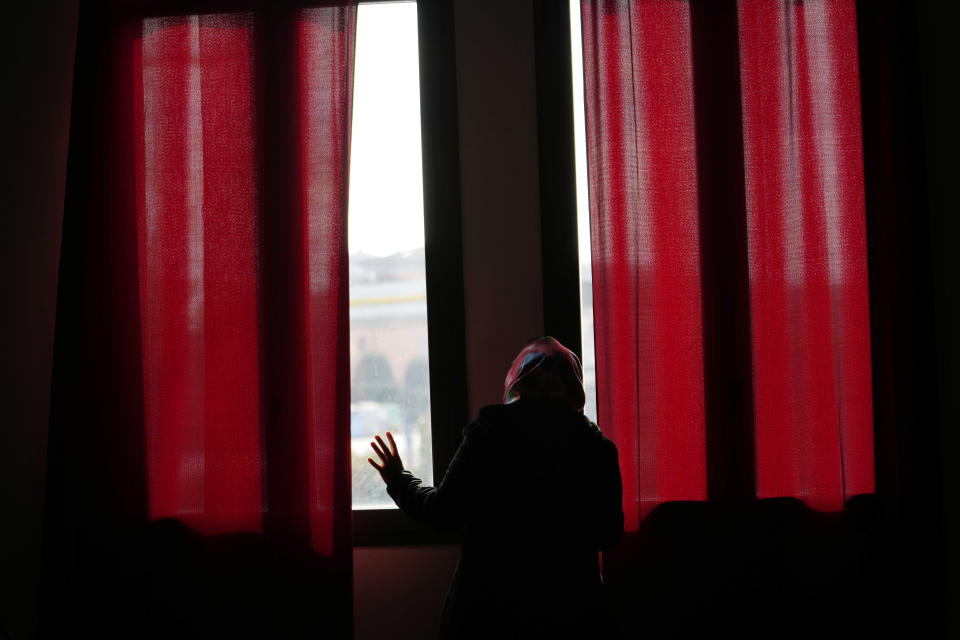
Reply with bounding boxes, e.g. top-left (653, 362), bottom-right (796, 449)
top-left (369, 336), bottom-right (624, 639)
